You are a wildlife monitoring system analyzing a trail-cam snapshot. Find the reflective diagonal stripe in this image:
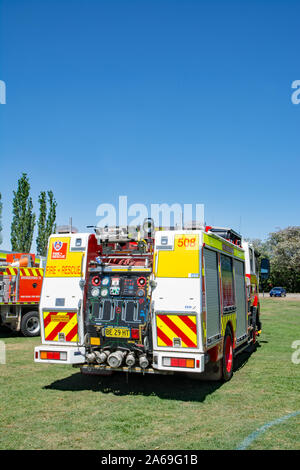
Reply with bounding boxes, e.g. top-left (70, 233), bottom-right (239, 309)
top-left (65, 324), bottom-right (78, 342)
top-left (179, 314), bottom-right (197, 333)
top-left (156, 314), bottom-right (197, 348)
top-left (43, 311), bottom-right (57, 329)
top-left (46, 321), bottom-right (70, 341)
top-left (20, 268), bottom-right (43, 276)
top-left (1, 267), bottom-right (18, 276)
top-left (156, 326), bottom-right (173, 347)
top-left (43, 311), bottom-right (78, 342)
top-left (0, 267), bottom-right (43, 276)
